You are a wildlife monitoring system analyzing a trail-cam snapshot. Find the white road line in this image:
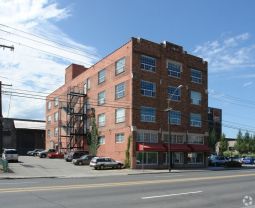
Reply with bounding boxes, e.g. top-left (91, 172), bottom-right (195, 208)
top-left (0, 182), bottom-right (39, 185)
top-left (154, 175), bottom-right (184, 178)
top-left (141, 190), bottom-right (203, 200)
